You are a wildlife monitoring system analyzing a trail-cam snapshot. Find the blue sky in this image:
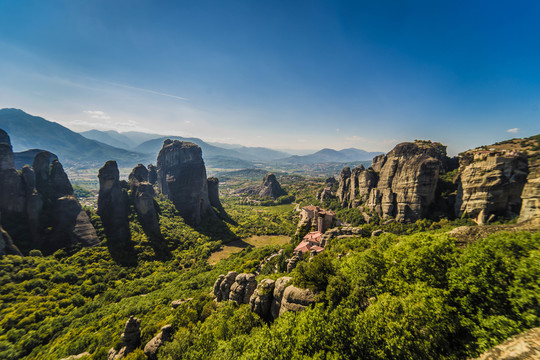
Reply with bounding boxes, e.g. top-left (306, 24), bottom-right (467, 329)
top-left (0, 0), bottom-right (539, 155)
